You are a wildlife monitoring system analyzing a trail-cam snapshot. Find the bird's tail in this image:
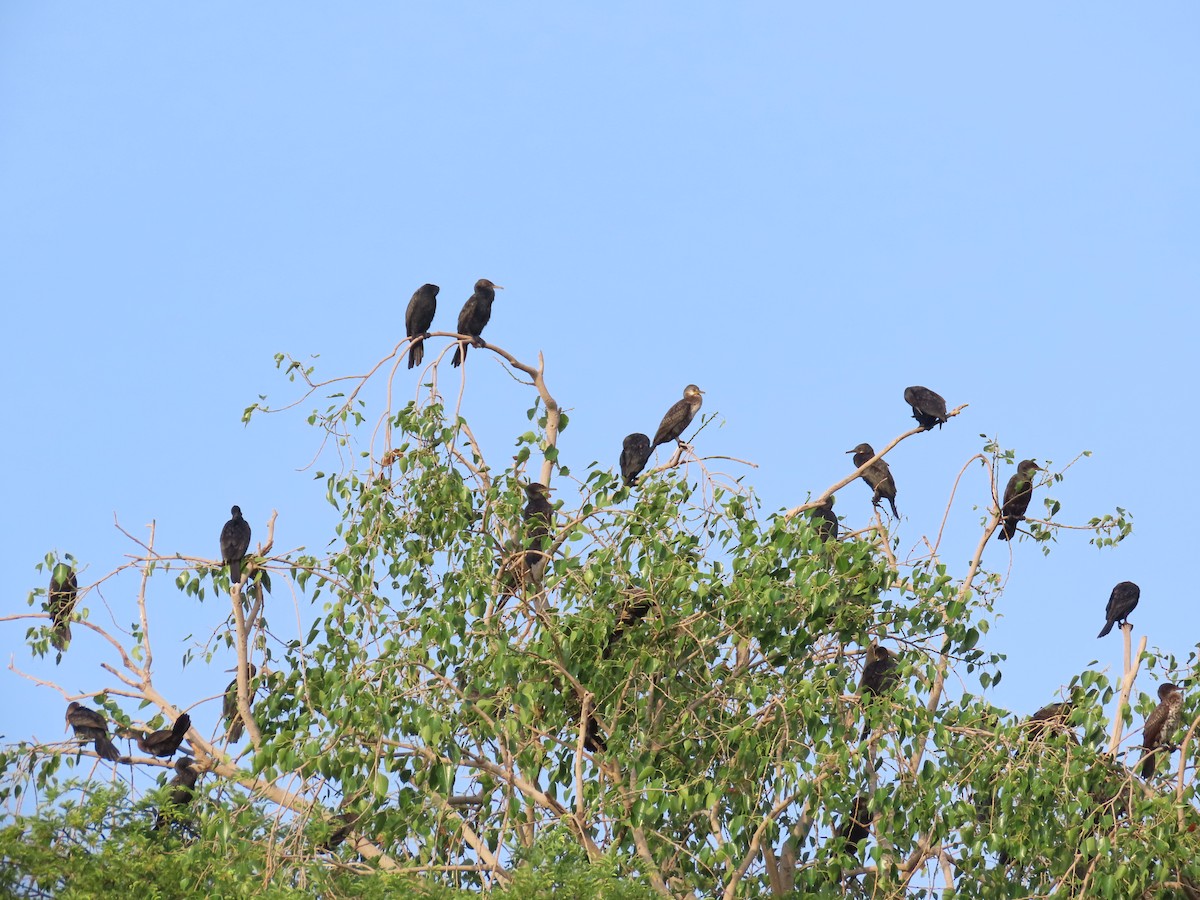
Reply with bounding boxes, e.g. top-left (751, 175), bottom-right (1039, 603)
top-left (230, 559), bottom-right (242, 587)
top-left (997, 520), bottom-right (1015, 540)
top-left (888, 499), bottom-right (899, 518)
top-left (172, 713), bottom-right (192, 741)
top-left (95, 735), bottom-right (121, 761)
top-left (407, 341), bottom-right (424, 370)
top-left (51, 623), bottom-right (72, 651)
top-left (1096, 620), bottom-right (1114, 638)
top-left (228, 719), bottom-right (244, 743)
top-left (1141, 748), bottom-right (1157, 780)
top-left (451, 343), bottom-right (465, 367)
